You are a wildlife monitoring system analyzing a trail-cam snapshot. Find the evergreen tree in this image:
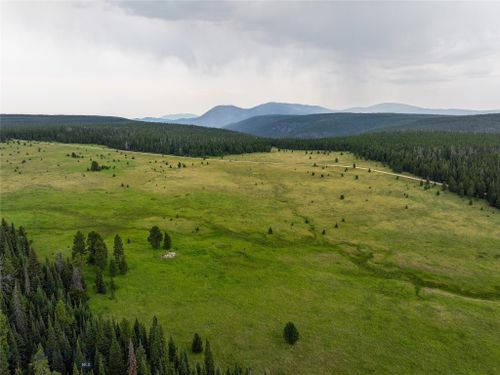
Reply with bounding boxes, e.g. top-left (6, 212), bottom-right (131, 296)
top-left (28, 248), bottom-right (41, 290)
top-left (90, 161), bottom-right (101, 171)
top-left (204, 340), bottom-right (214, 375)
top-left (30, 345), bottom-right (52, 375)
top-left (95, 269), bottom-right (106, 294)
top-left (283, 322), bottom-right (299, 345)
top-left (108, 337), bottom-right (124, 375)
top-left (72, 231), bottom-right (86, 261)
top-left (97, 353), bottom-right (106, 375)
top-left (191, 333), bottom-right (203, 354)
top-left (0, 311), bottom-right (10, 375)
top-left (167, 336), bottom-right (177, 363)
top-left (109, 259), bottom-right (117, 277)
top-left (147, 227), bottom-right (162, 249)
top-left (118, 256), bottom-right (128, 275)
top-left (94, 237), bottom-right (108, 270)
top-left (268, 227), bottom-right (273, 235)
top-left (135, 345), bottom-right (150, 375)
top-left (162, 232), bottom-right (171, 250)
top-left (113, 235), bottom-right (124, 261)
